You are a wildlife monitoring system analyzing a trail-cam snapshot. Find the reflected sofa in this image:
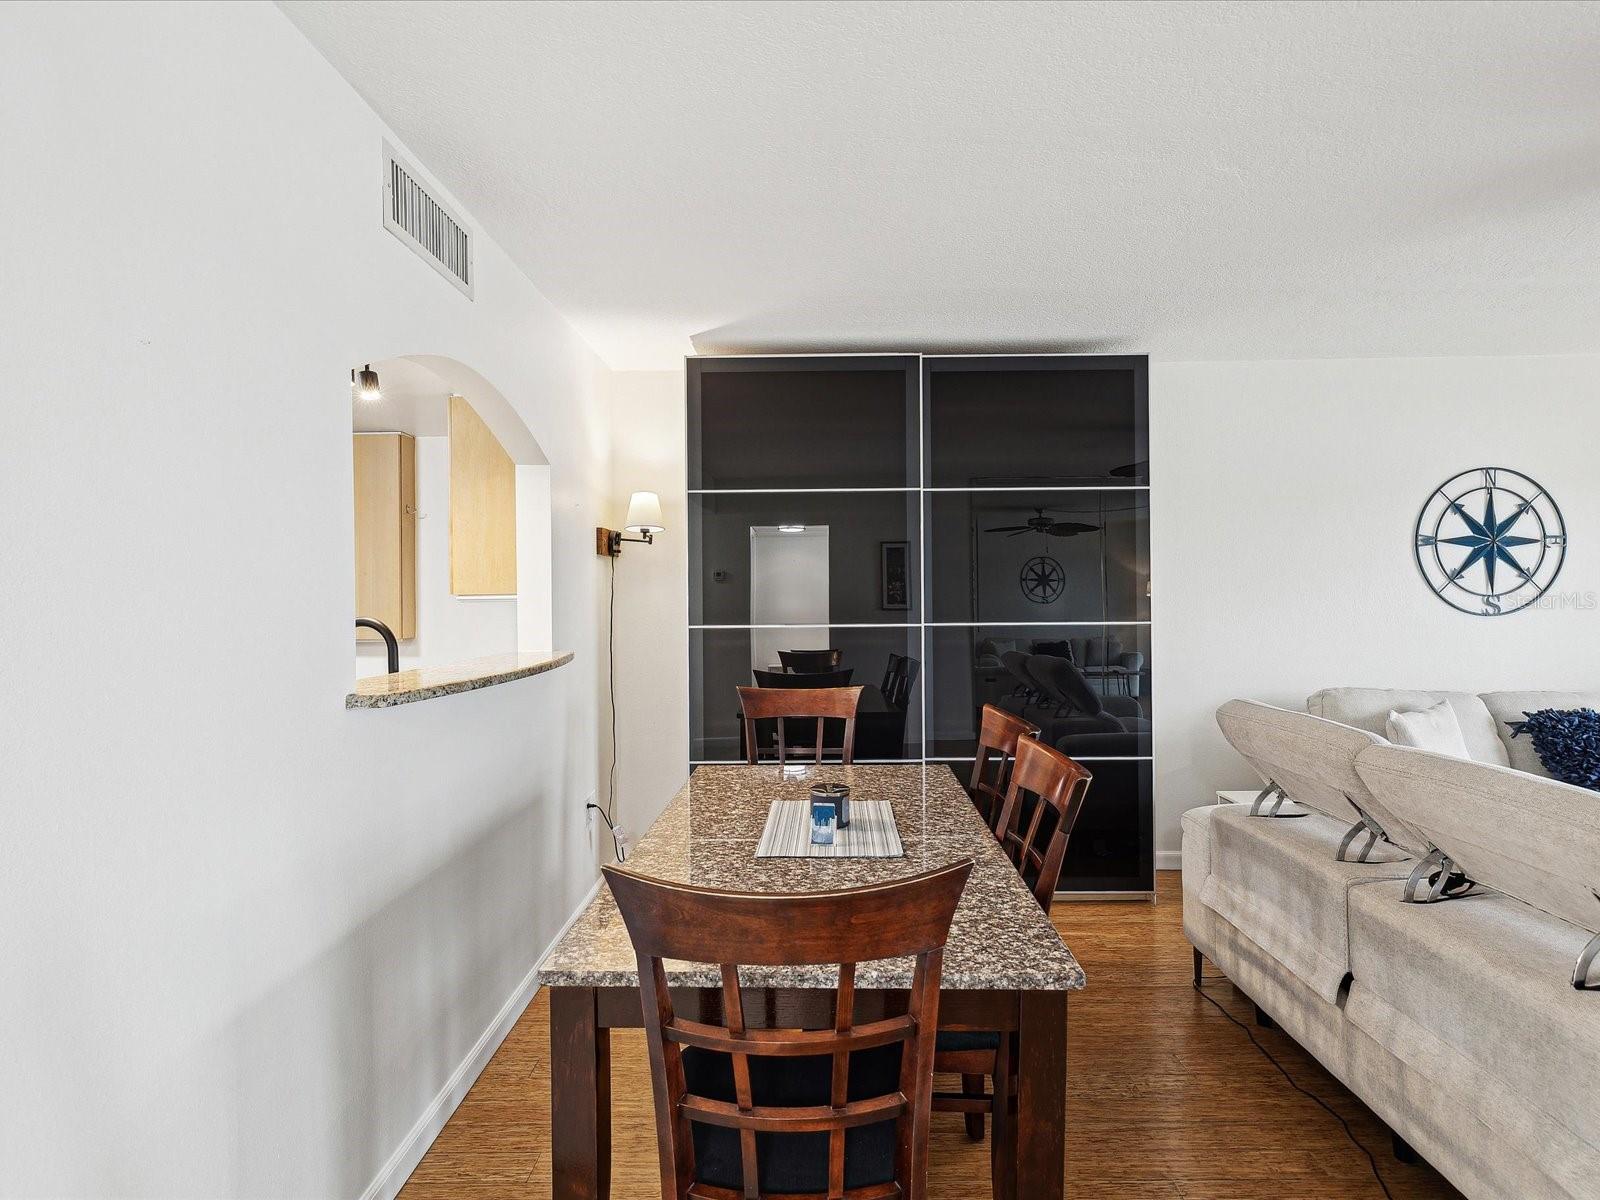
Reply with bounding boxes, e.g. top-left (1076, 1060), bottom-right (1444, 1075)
top-left (987, 649), bottom-right (1150, 757)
